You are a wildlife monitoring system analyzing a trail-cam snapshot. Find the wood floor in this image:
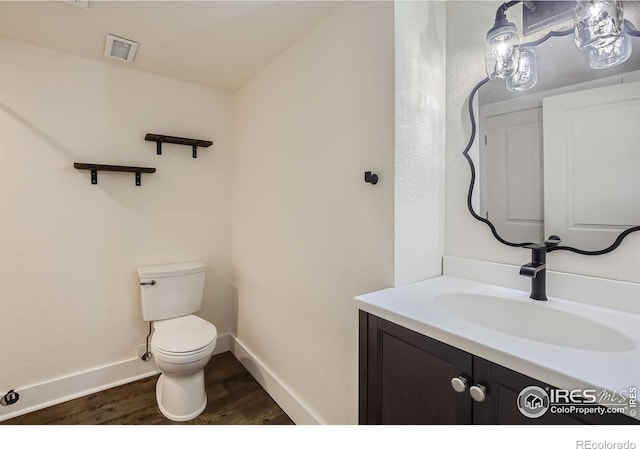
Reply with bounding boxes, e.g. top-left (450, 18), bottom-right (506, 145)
top-left (2, 352), bottom-right (294, 425)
